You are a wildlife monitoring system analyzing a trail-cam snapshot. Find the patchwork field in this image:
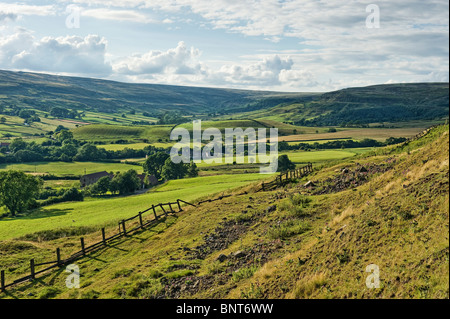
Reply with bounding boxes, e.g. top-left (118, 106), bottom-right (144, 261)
top-left (280, 127), bottom-right (428, 142)
top-left (0, 161), bottom-right (144, 176)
